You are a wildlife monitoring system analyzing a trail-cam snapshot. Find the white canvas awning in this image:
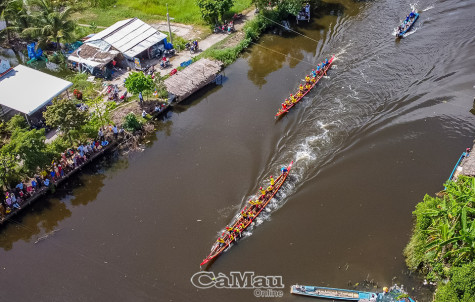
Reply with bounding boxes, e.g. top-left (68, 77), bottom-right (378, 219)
top-left (0, 65), bottom-right (72, 115)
